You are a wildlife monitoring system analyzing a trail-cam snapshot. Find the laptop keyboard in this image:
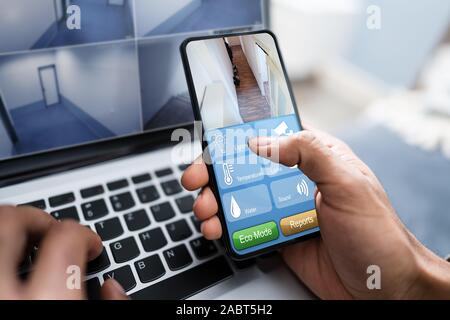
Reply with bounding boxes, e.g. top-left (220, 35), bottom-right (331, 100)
top-left (16, 164), bottom-right (234, 299)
